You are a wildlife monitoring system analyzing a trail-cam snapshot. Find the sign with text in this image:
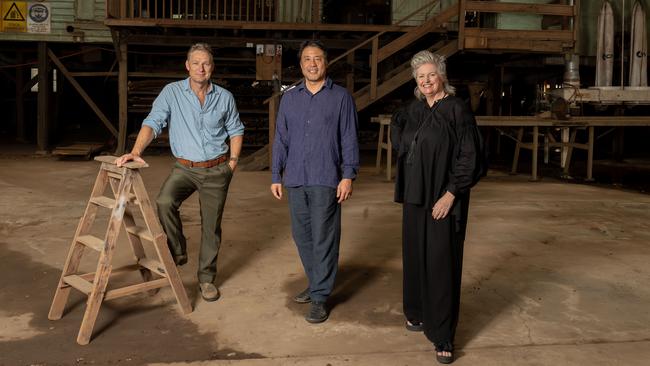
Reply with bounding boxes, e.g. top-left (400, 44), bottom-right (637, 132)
top-left (27, 2), bottom-right (49, 33)
top-left (1, 1), bottom-right (27, 32)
